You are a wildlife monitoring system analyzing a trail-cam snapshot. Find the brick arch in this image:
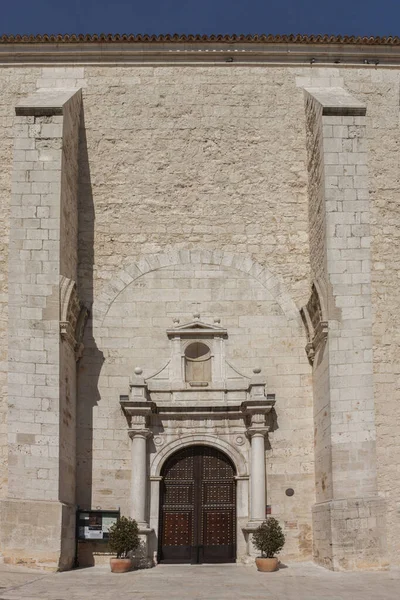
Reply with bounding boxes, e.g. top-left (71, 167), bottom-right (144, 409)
top-left (94, 248), bottom-right (301, 326)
